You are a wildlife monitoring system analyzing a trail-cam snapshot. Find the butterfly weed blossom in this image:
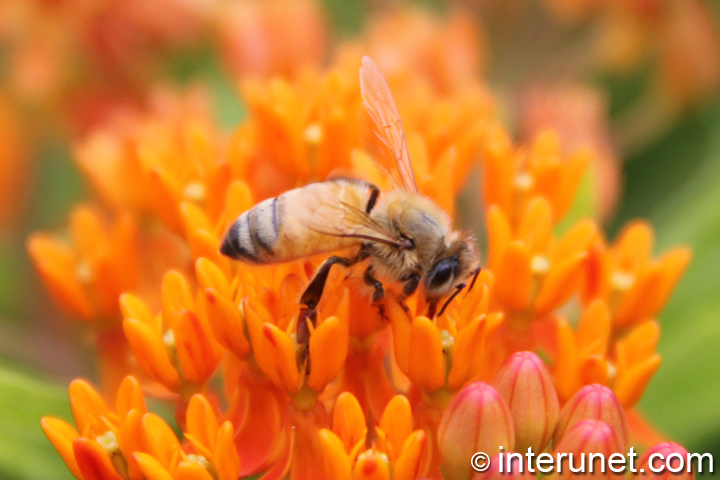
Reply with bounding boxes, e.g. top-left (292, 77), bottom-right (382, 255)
top-left (32, 12), bottom-right (692, 480)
